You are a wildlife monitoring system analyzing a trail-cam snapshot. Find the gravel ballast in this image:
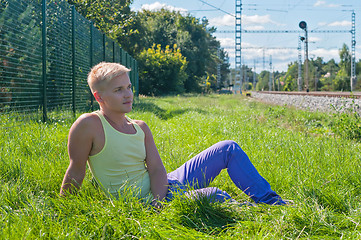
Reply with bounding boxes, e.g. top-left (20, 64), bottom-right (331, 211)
top-left (251, 92), bottom-right (361, 114)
